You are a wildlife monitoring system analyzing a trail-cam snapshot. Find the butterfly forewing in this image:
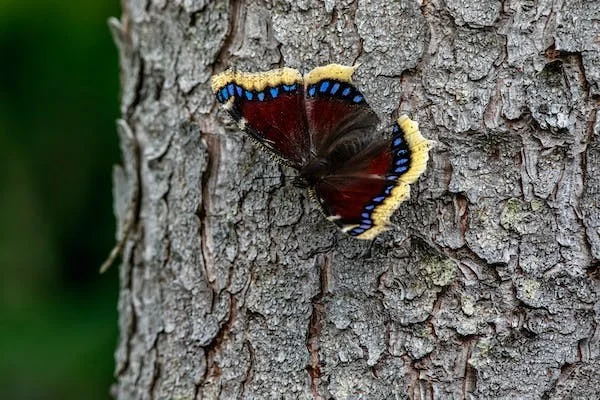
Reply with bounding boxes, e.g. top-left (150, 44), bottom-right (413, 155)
top-left (212, 68), bottom-right (310, 168)
top-left (304, 65), bottom-right (381, 156)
